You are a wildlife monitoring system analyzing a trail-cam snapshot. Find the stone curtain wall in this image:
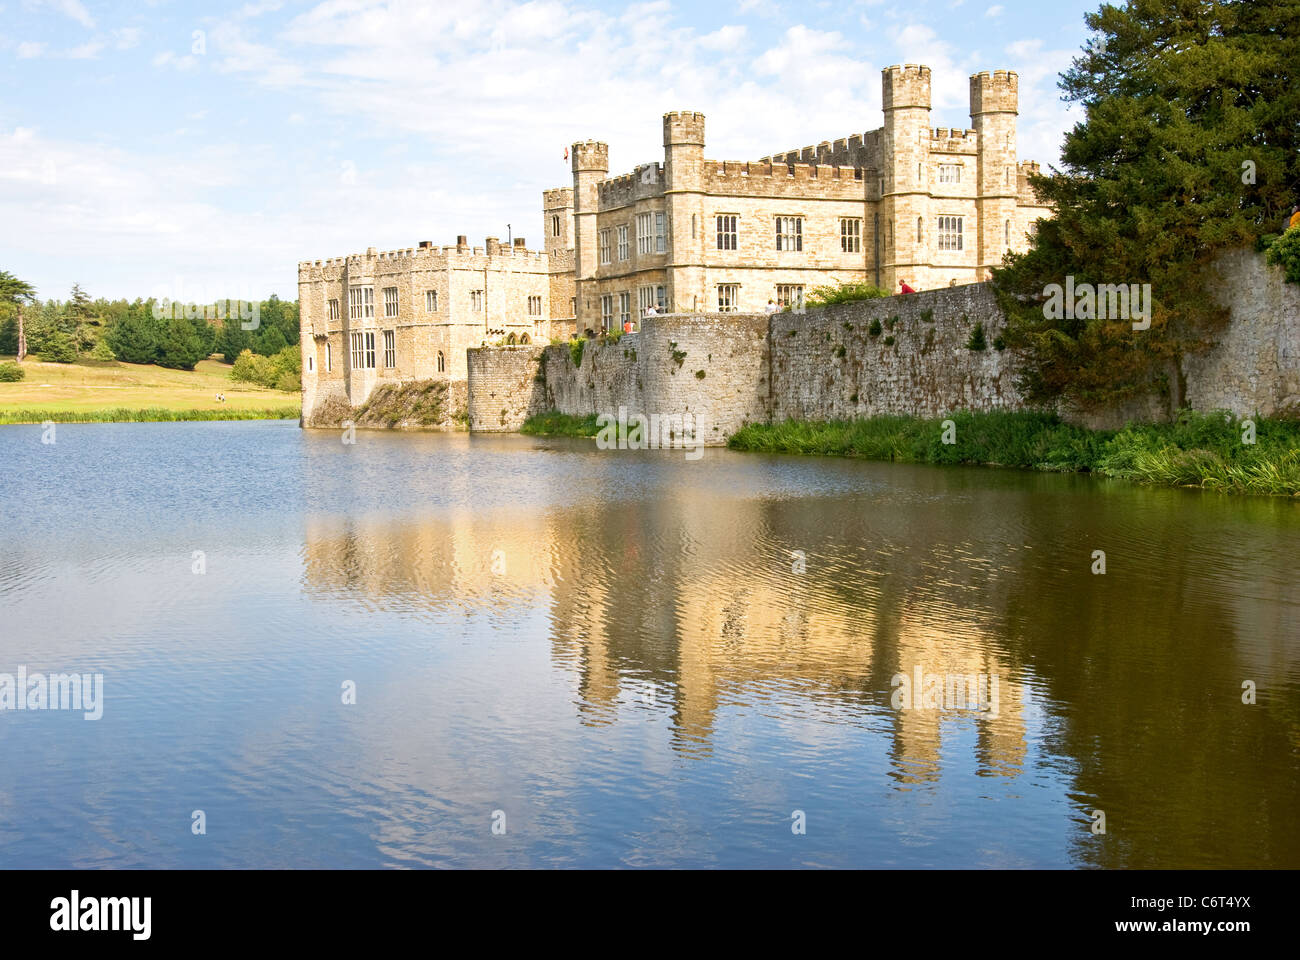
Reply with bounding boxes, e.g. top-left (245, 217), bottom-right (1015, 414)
top-left (464, 251), bottom-right (1300, 440)
top-left (770, 283), bottom-right (1023, 421)
top-left (542, 313), bottom-right (770, 445)
top-left (466, 344), bottom-right (548, 432)
top-left (1184, 248), bottom-right (1300, 417)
